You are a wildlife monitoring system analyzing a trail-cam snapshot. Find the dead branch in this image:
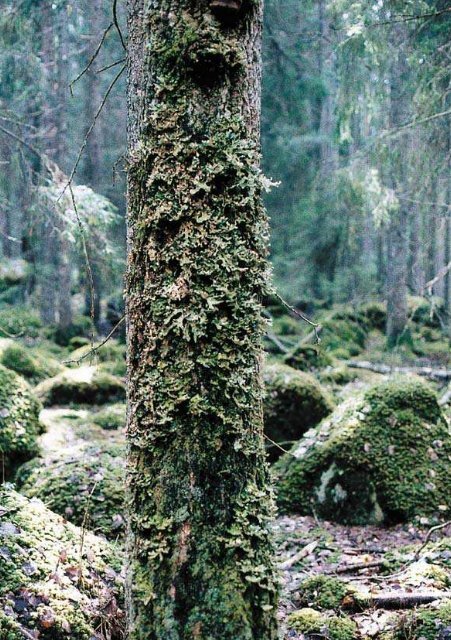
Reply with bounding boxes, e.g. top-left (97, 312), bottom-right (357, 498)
top-left (63, 315), bottom-right (126, 365)
top-left (423, 260), bottom-right (451, 295)
top-left (439, 385), bottom-right (451, 406)
top-left (414, 520), bottom-right (451, 561)
top-left (69, 23), bottom-right (114, 95)
top-left (265, 331), bottom-right (290, 354)
top-left (346, 591), bottom-right (451, 610)
top-left (347, 360), bottom-right (451, 381)
top-left (331, 559), bottom-right (388, 574)
top-left (278, 541), bottom-right (319, 570)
